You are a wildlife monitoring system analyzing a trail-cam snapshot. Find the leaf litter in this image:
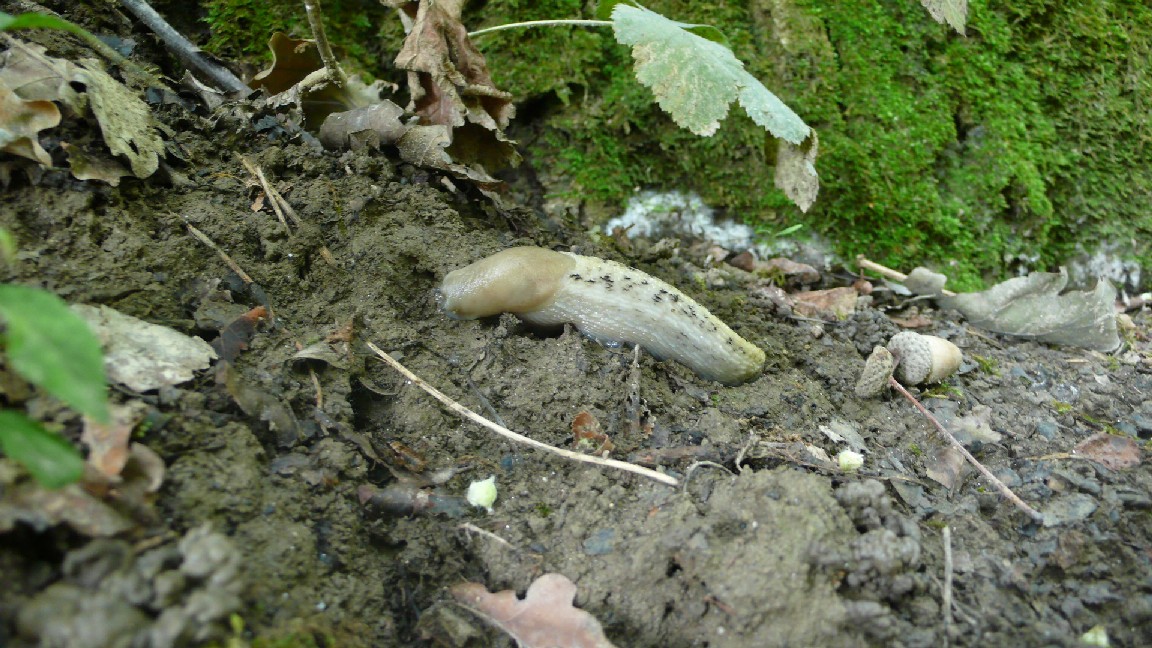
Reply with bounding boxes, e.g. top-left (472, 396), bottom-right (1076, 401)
top-left (451, 573), bottom-right (617, 648)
